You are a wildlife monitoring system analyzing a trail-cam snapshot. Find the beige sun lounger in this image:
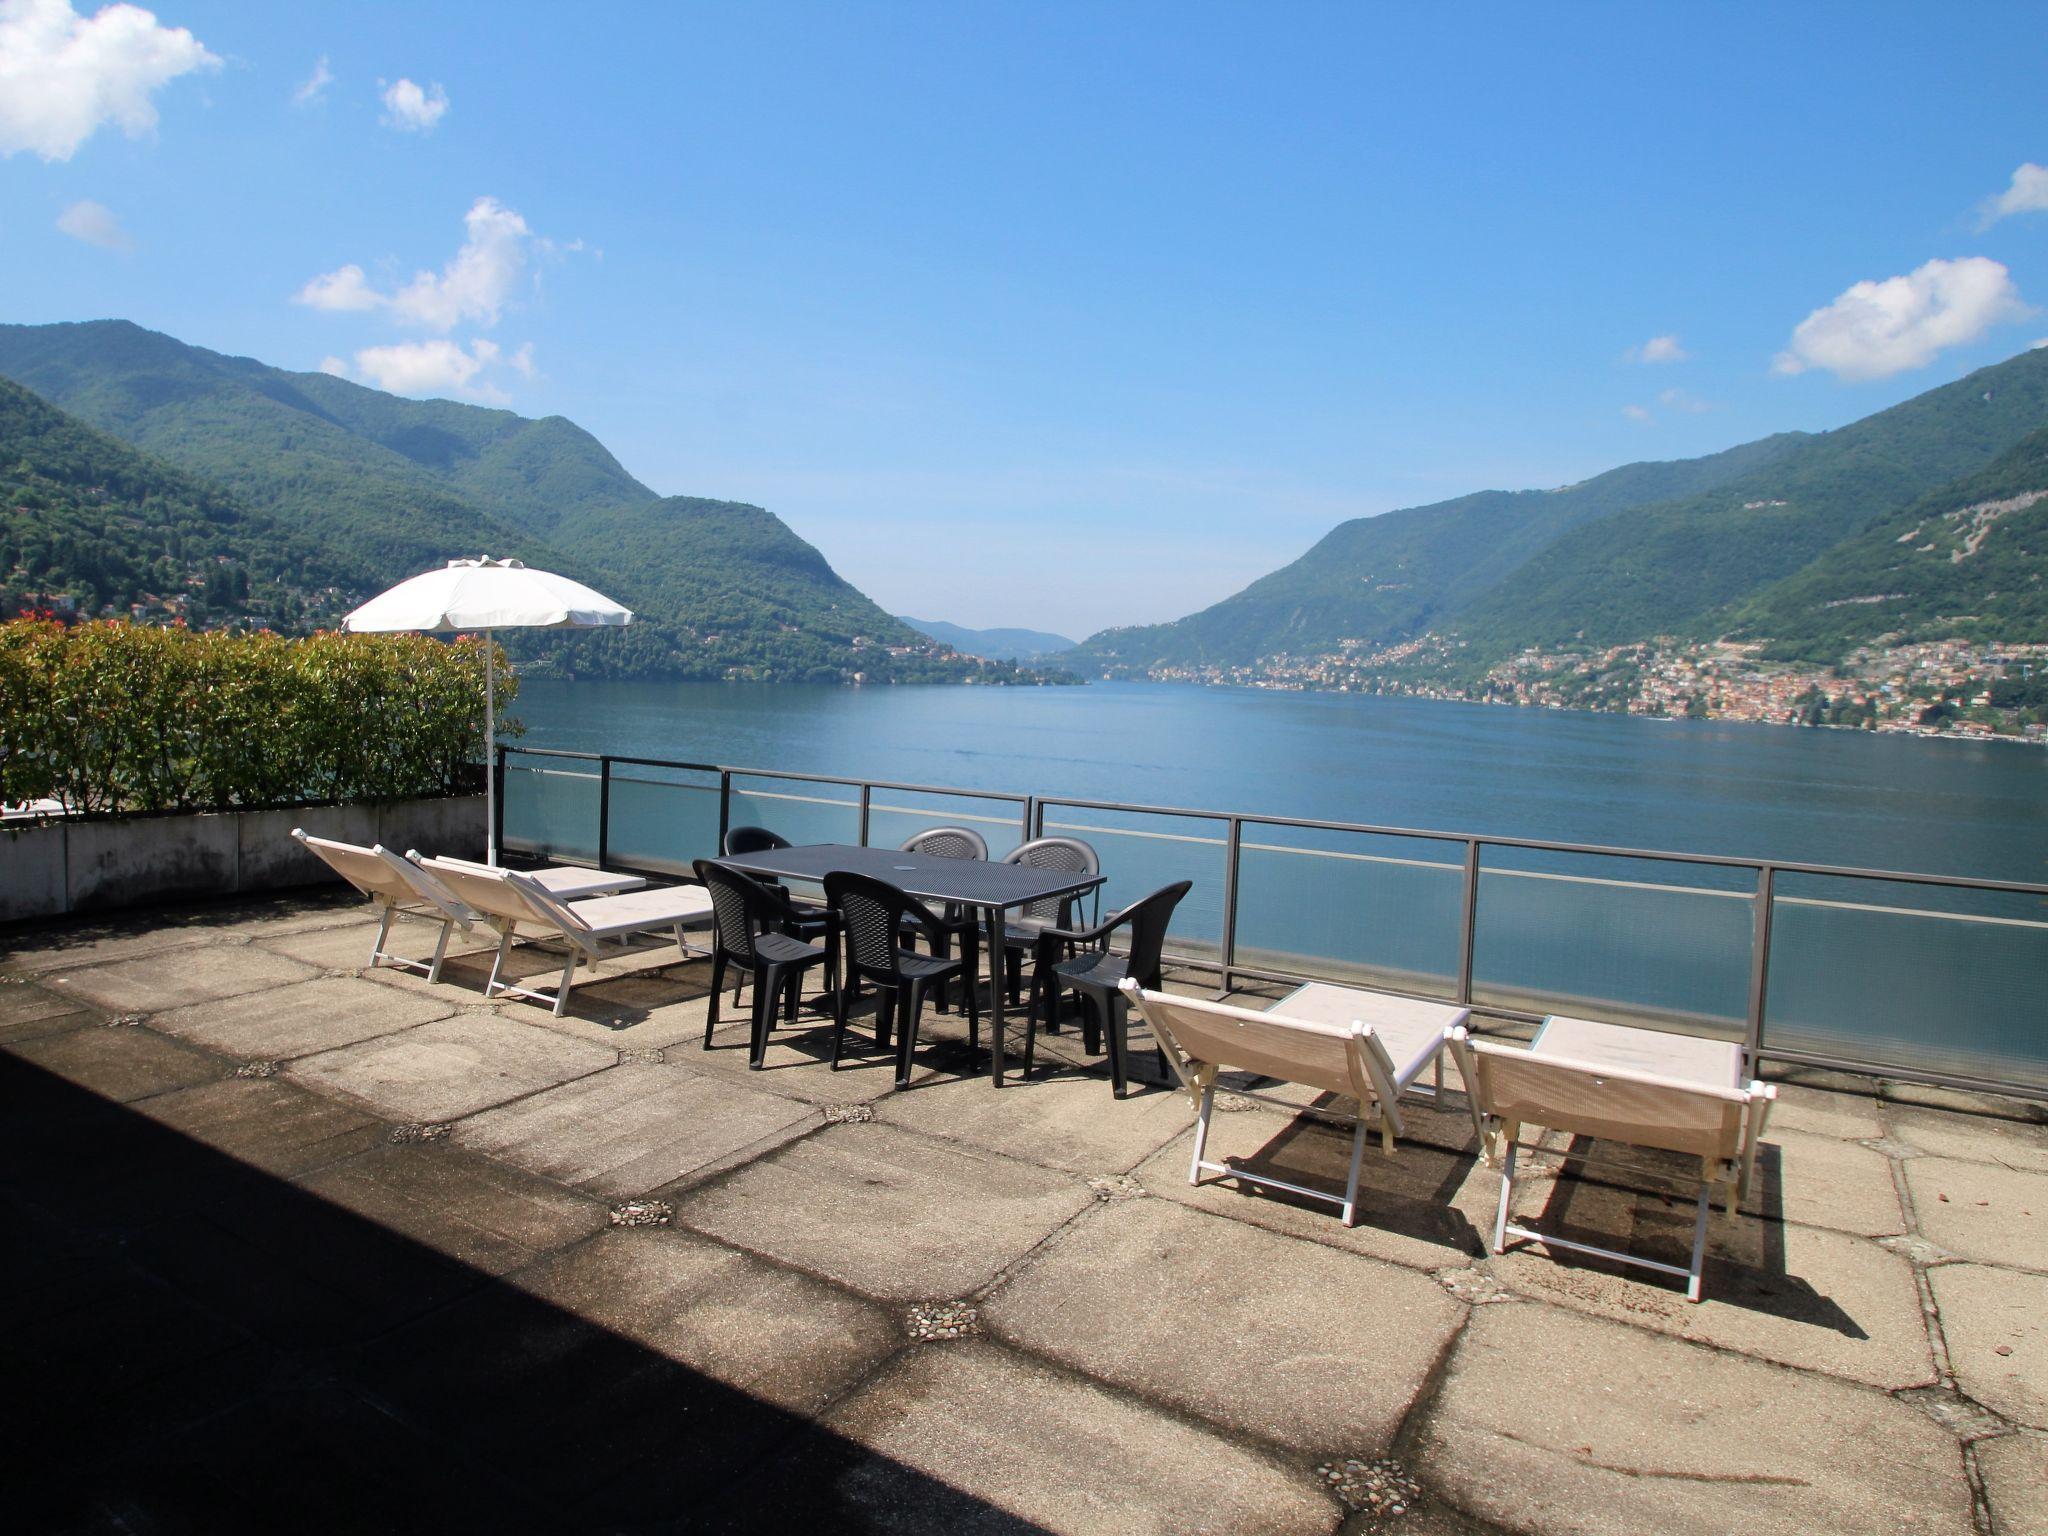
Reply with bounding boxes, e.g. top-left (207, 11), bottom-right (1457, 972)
top-left (1448, 1018), bottom-right (1777, 1302)
top-left (415, 855), bottom-right (714, 1016)
top-left (419, 853), bottom-right (648, 902)
top-left (292, 829), bottom-right (480, 980)
top-left (1121, 979), bottom-right (1467, 1226)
